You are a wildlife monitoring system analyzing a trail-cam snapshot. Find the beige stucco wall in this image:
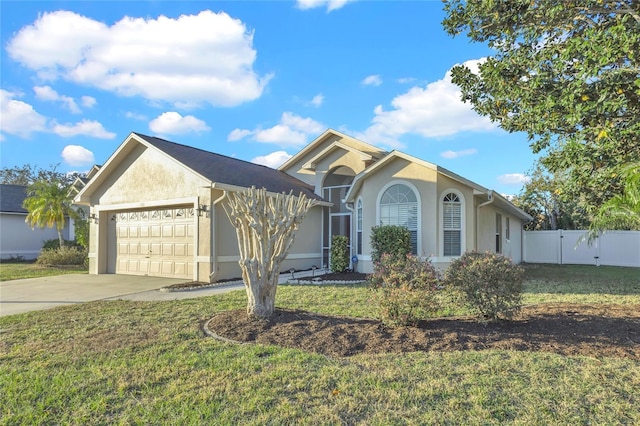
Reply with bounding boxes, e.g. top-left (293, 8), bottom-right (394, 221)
top-left (354, 157), bottom-right (439, 273)
top-left (476, 203), bottom-right (524, 263)
top-left (283, 134), bottom-right (384, 189)
top-left (0, 213), bottom-right (71, 260)
top-left (86, 144), bottom-right (213, 280)
top-left (213, 204), bottom-right (324, 280)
